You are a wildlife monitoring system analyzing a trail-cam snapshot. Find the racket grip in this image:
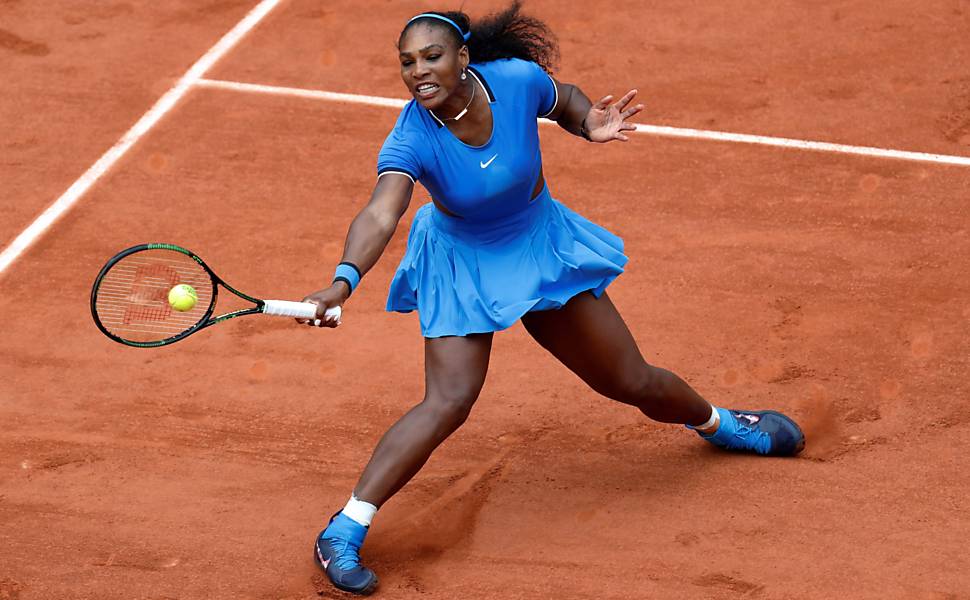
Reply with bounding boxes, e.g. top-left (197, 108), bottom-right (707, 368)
top-left (263, 300), bottom-right (341, 322)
